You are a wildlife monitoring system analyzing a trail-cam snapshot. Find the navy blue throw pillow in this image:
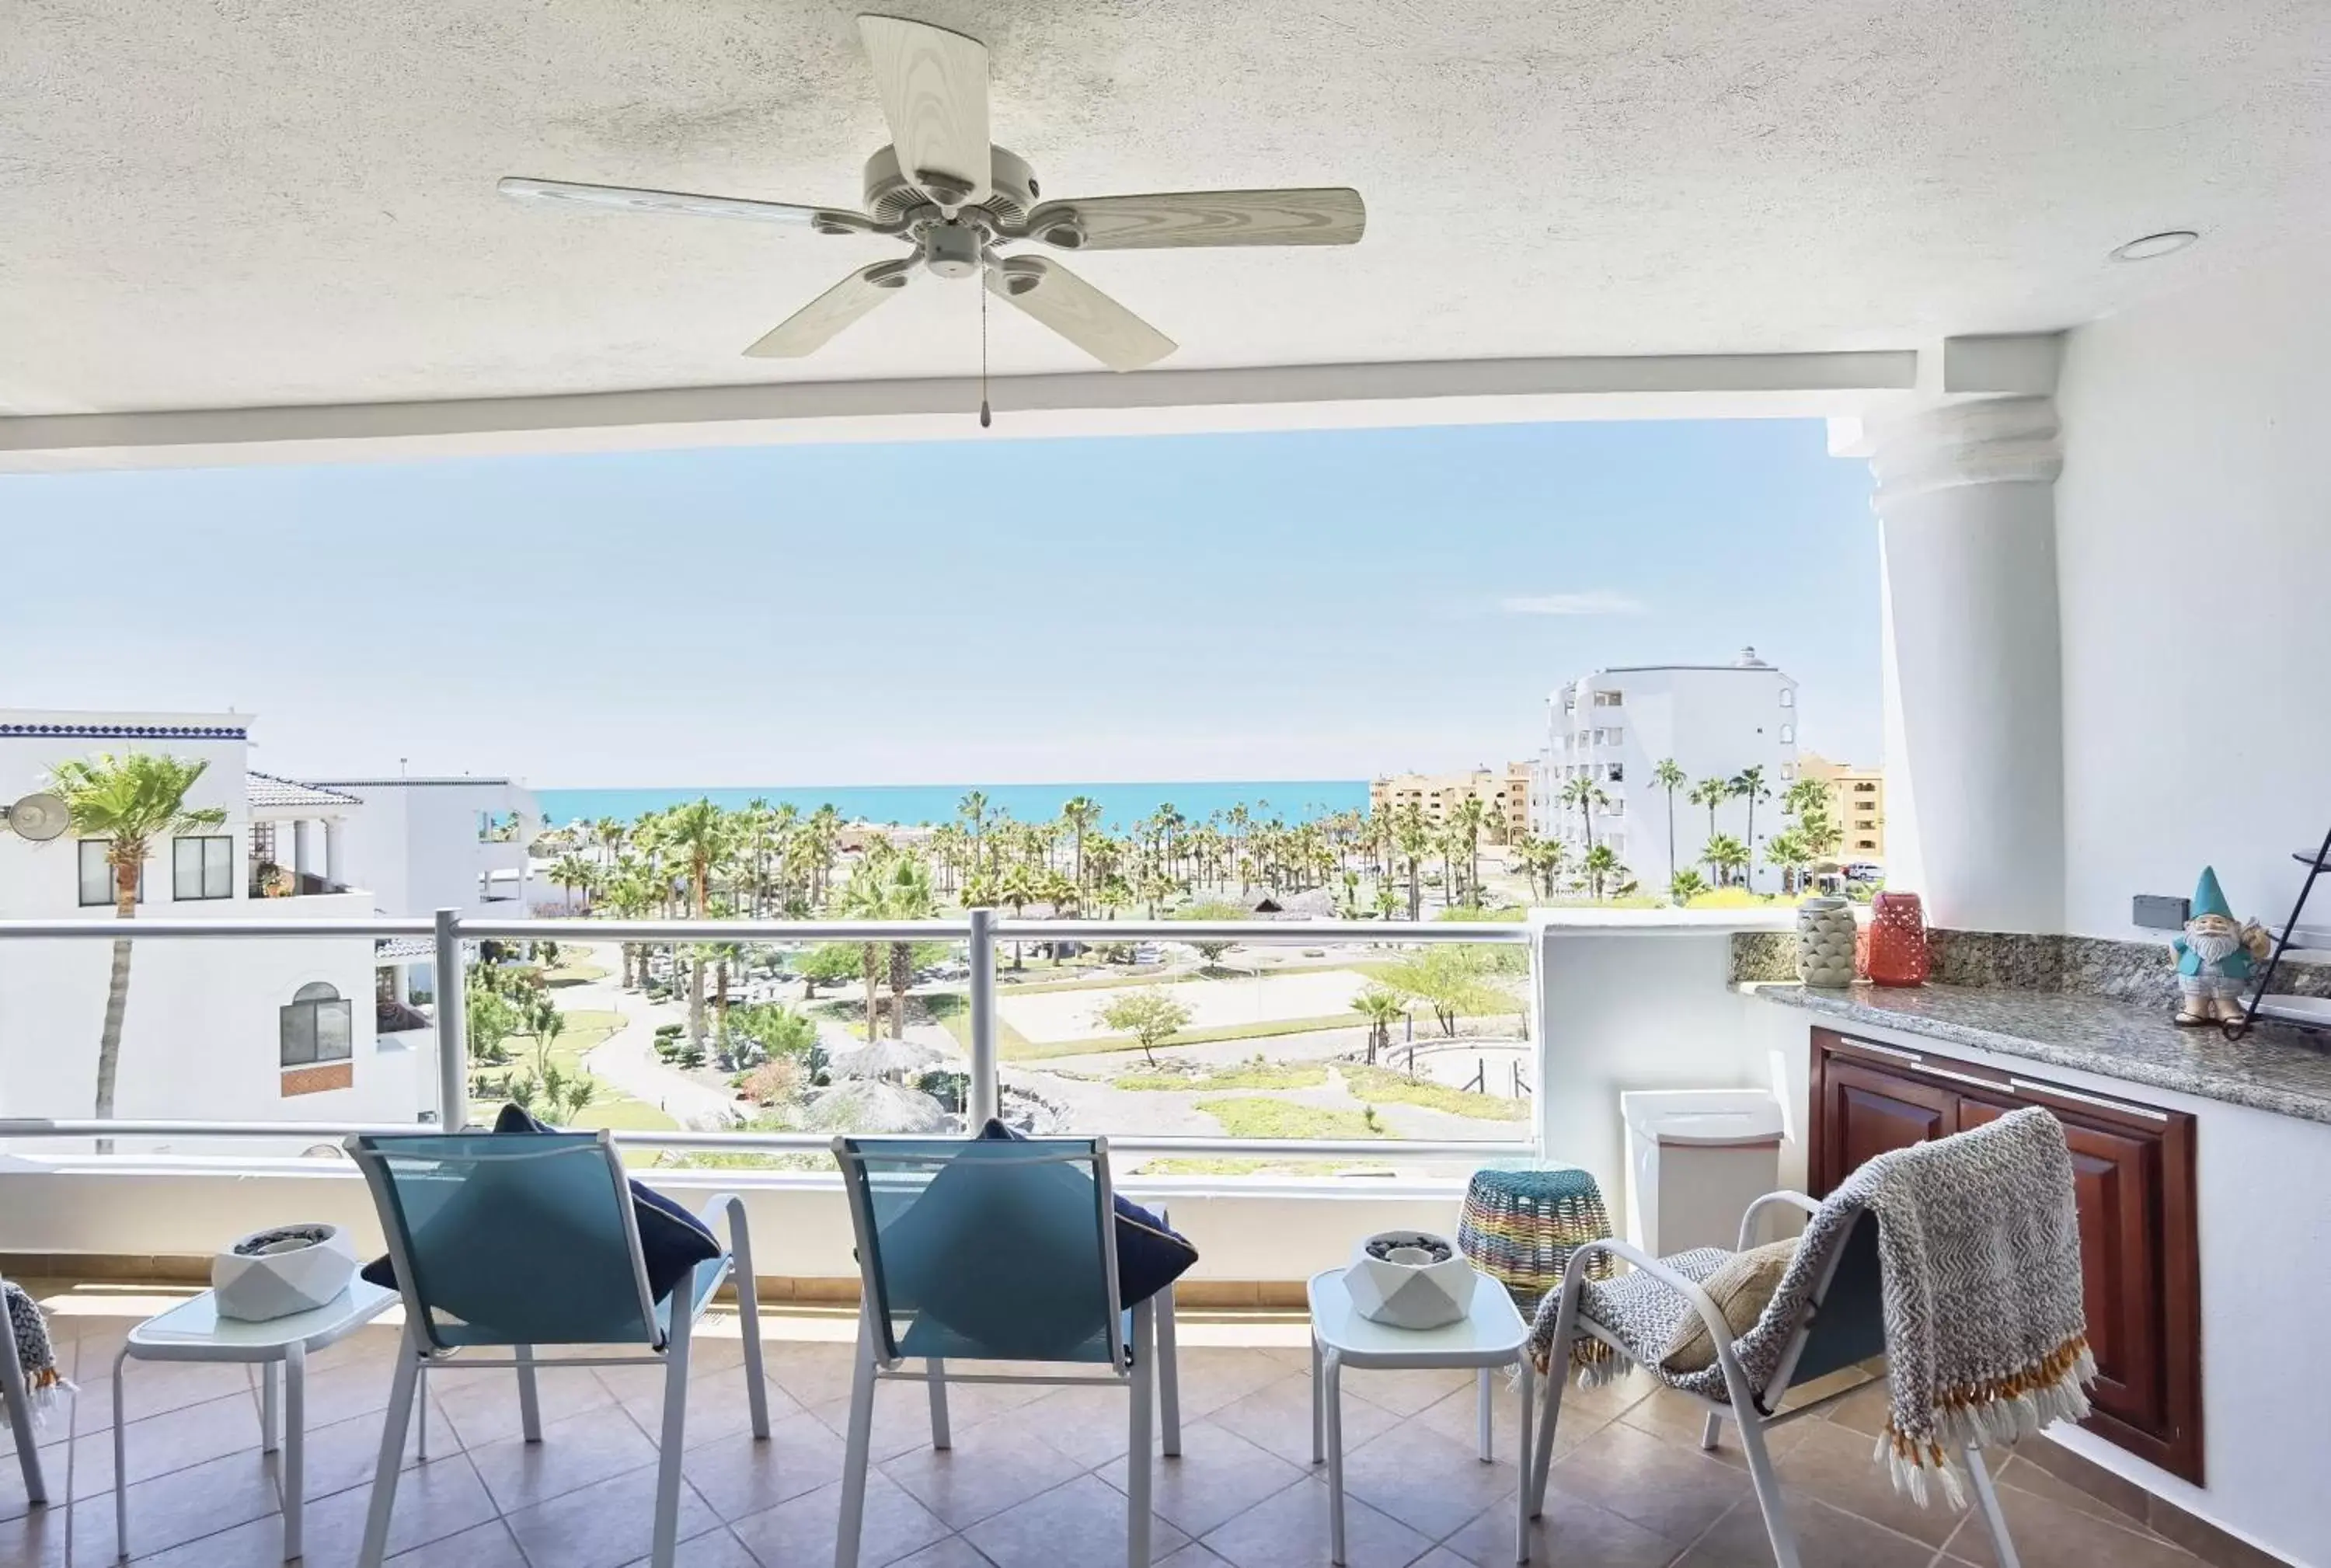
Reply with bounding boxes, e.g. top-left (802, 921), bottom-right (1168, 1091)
top-left (359, 1105), bottom-right (721, 1308)
top-left (974, 1119), bottom-right (1198, 1307)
